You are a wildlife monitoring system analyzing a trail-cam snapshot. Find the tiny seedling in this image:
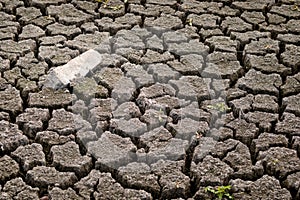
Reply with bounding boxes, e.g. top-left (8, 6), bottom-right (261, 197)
top-left (157, 108), bottom-right (165, 122)
top-left (186, 18), bottom-right (193, 26)
top-left (205, 185), bottom-right (233, 200)
top-left (95, 0), bottom-right (124, 10)
top-left (107, 5), bottom-right (124, 10)
top-left (207, 102), bottom-right (231, 112)
top-left (292, 4), bottom-right (300, 11)
top-left (95, 0), bottom-right (110, 3)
